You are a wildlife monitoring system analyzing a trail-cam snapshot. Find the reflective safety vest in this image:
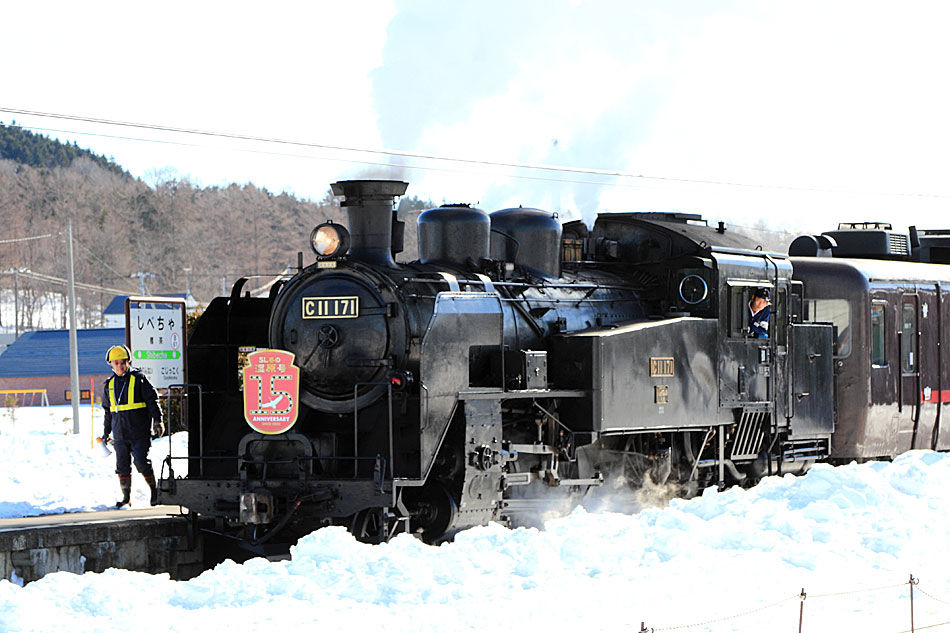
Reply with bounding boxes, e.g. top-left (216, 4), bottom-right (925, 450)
top-left (109, 375), bottom-right (147, 412)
